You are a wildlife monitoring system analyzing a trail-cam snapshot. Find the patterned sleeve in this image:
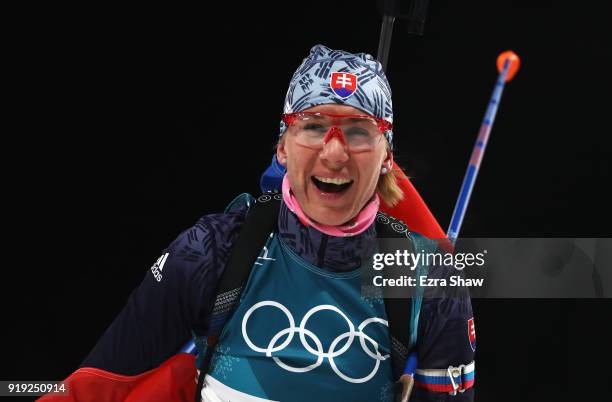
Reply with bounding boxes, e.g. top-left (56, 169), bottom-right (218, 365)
top-left (411, 243), bottom-right (476, 401)
top-left (411, 295), bottom-right (475, 401)
top-left (80, 206), bottom-right (248, 375)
